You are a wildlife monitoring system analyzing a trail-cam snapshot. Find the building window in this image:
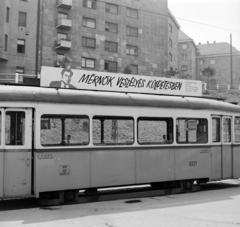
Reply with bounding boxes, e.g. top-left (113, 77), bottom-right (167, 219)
top-left (6, 7), bottom-right (10, 23)
top-left (17, 39), bottom-right (25, 53)
top-left (169, 24), bottom-right (172, 33)
top-left (81, 57), bottom-right (95, 69)
top-left (126, 45), bottom-right (138, 56)
top-left (127, 8), bottom-right (138, 19)
top-left (169, 38), bottom-right (172, 47)
top-left (57, 33), bottom-right (67, 43)
top-left (16, 66), bottom-right (24, 74)
top-left (105, 41), bottom-right (118, 52)
top-left (127, 26), bottom-right (138, 37)
top-left (181, 65), bottom-right (187, 71)
top-left (169, 53), bottom-right (172, 62)
top-left (104, 60), bottom-right (117, 72)
top-left (182, 54), bottom-right (187, 60)
top-left (105, 3), bottom-right (118, 14)
top-left (210, 59), bottom-right (215, 64)
top-left (200, 59), bottom-right (204, 65)
top-left (82, 17), bottom-right (96, 29)
top-left (56, 53), bottom-right (64, 66)
top-left (58, 12), bottom-right (68, 20)
top-left (130, 64), bottom-right (138, 74)
top-left (83, 0), bottom-right (96, 9)
top-left (105, 22), bottom-right (118, 33)
top-left (18, 12), bottom-right (27, 27)
top-left (82, 37), bottom-right (96, 48)
top-left (182, 44), bottom-right (187, 49)
top-left (4, 35), bottom-right (8, 51)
